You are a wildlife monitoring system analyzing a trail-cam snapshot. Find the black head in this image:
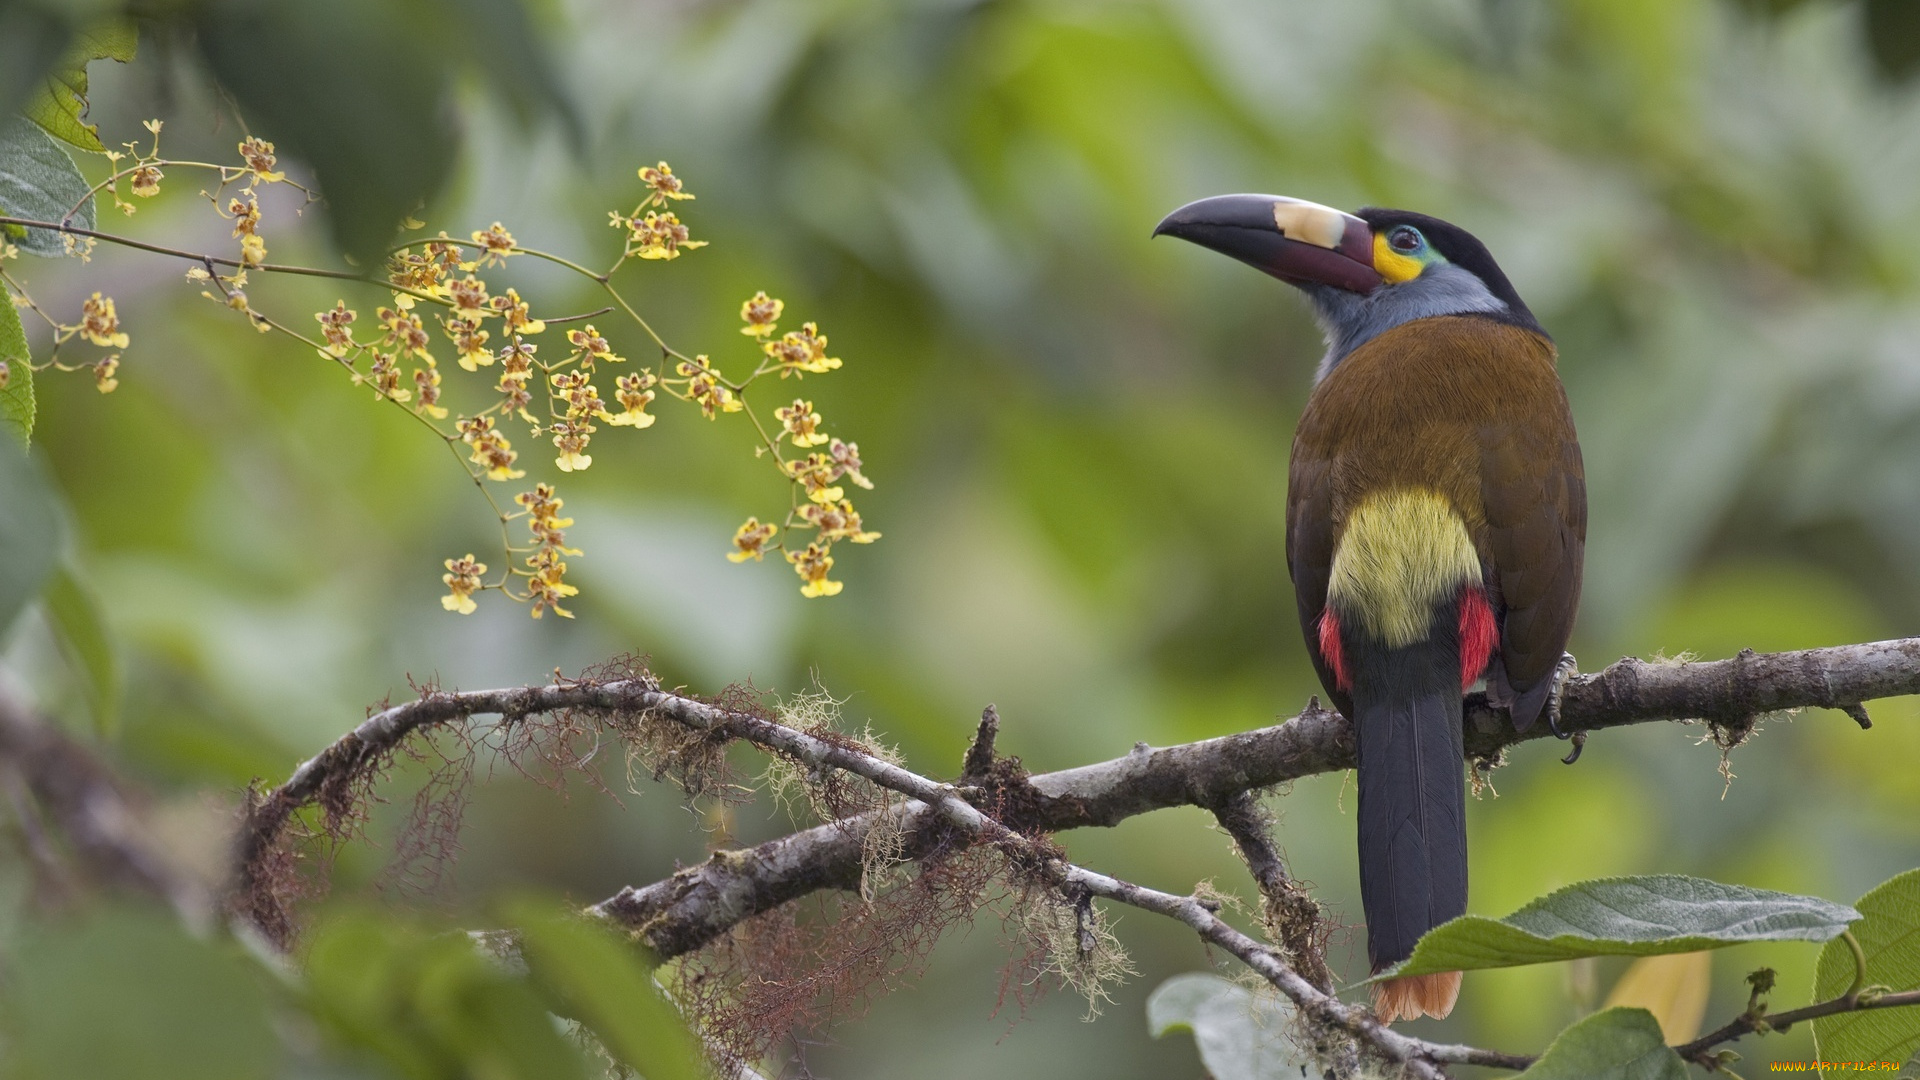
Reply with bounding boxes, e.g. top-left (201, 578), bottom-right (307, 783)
top-left (1356, 208), bottom-right (1540, 331)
